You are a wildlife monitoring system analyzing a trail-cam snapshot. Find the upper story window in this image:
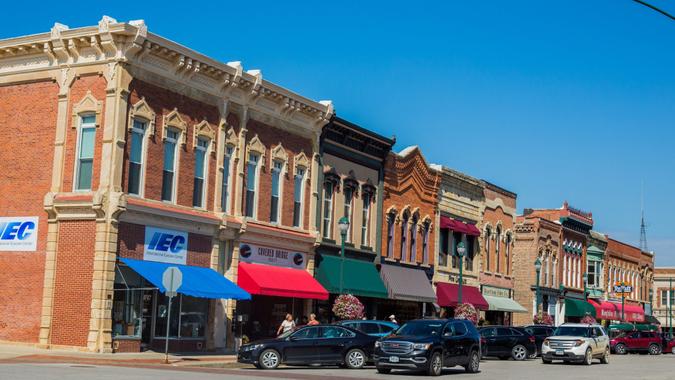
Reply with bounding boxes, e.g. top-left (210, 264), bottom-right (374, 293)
top-left (400, 211), bottom-right (410, 261)
top-left (452, 232), bottom-right (462, 269)
top-left (270, 160), bottom-right (283, 223)
top-left (484, 226), bottom-right (492, 272)
top-left (465, 235), bottom-right (475, 271)
top-left (322, 181), bottom-right (334, 239)
top-left (245, 153), bottom-right (260, 218)
top-left (409, 214), bottom-right (419, 263)
top-left (386, 211), bottom-right (395, 258)
top-left (75, 115), bottom-right (97, 191)
top-left (343, 187), bottom-right (354, 242)
top-left (161, 129), bottom-right (180, 202)
top-left (495, 226), bottom-right (502, 273)
top-left (128, 119), bottom-right (147, 195)
top-left (505, 233), bottom-right (512, 274)
top-left (221, 145), bottom-right (234, 213)
top-left (192, 137), bottom-right (209, 208)
top-left (439, 228), bottom-right (449, 267)
top-left (293, 167), bottom-right (306, 228)
top-left (361, 192), bottom-right (371, 247)
top-left (422, 221), bottom-right (430, 264)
